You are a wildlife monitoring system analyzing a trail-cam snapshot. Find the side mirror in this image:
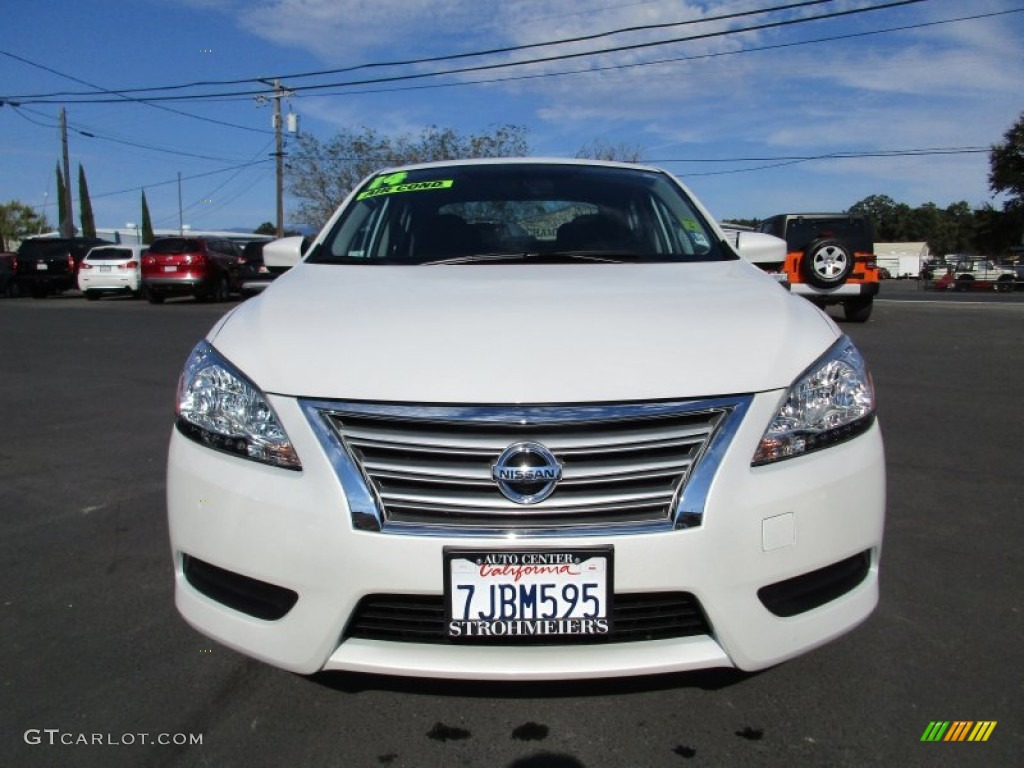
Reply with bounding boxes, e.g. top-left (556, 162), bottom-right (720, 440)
top-left (262, 235), bottom-right (305, 268)
top-left (733, 230), bottom-right (786, 265)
